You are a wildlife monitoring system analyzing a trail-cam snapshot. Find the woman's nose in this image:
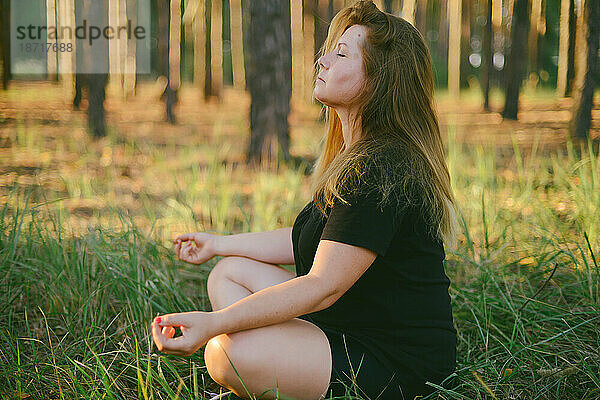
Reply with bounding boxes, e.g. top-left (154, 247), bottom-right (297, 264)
top-left (318, 54), bottom-right (328, 69)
